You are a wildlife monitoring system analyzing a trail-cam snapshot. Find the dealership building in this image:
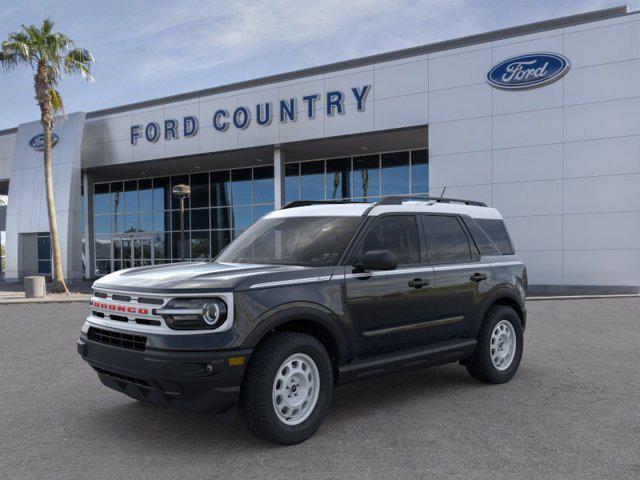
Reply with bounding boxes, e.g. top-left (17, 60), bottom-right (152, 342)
top-left (0, 5), bottom-right (639, 293)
